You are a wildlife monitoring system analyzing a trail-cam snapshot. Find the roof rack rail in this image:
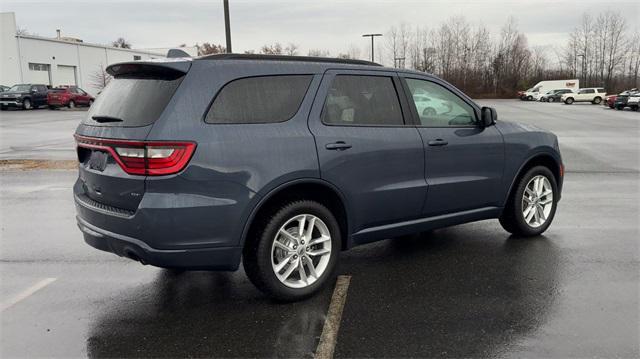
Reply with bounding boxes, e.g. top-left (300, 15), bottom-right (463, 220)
top-left (197, 53), bottom-right (381, 66)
